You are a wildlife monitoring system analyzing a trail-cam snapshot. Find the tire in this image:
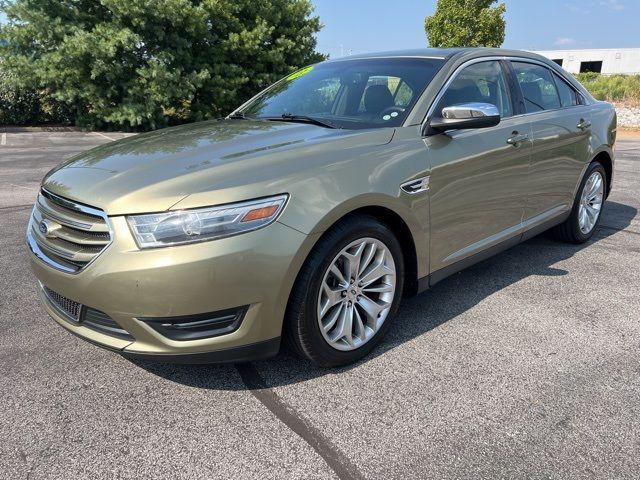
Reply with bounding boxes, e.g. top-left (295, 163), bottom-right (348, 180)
top-left (284, 215), bottom-right (405, 367)
top-left (553, 161), bottom-right (607, 244)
